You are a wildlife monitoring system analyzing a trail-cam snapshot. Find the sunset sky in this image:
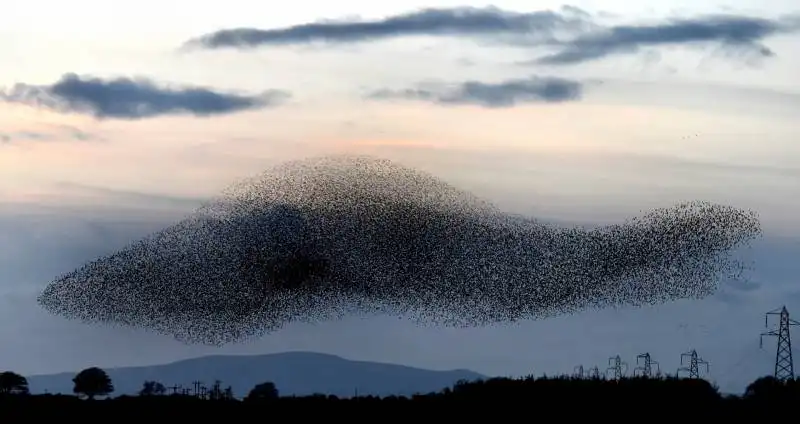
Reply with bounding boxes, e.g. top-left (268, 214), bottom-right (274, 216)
top-left (1, 0), bottom-right (799, 394)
